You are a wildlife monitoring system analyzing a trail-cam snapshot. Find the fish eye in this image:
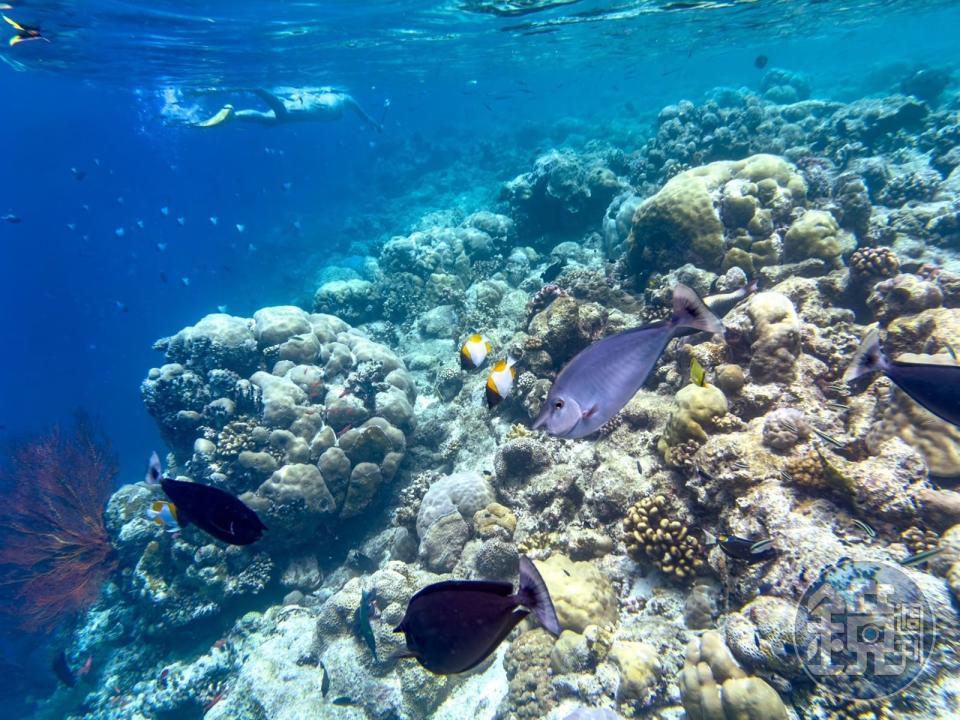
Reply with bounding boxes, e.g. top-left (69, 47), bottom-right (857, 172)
top-left (554, 400), bottom-right (564, 409)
